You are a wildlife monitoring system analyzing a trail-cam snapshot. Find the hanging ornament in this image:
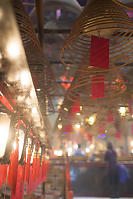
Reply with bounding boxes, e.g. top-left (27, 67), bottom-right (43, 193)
top-left (60, 0), bottom-right (133, 72)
